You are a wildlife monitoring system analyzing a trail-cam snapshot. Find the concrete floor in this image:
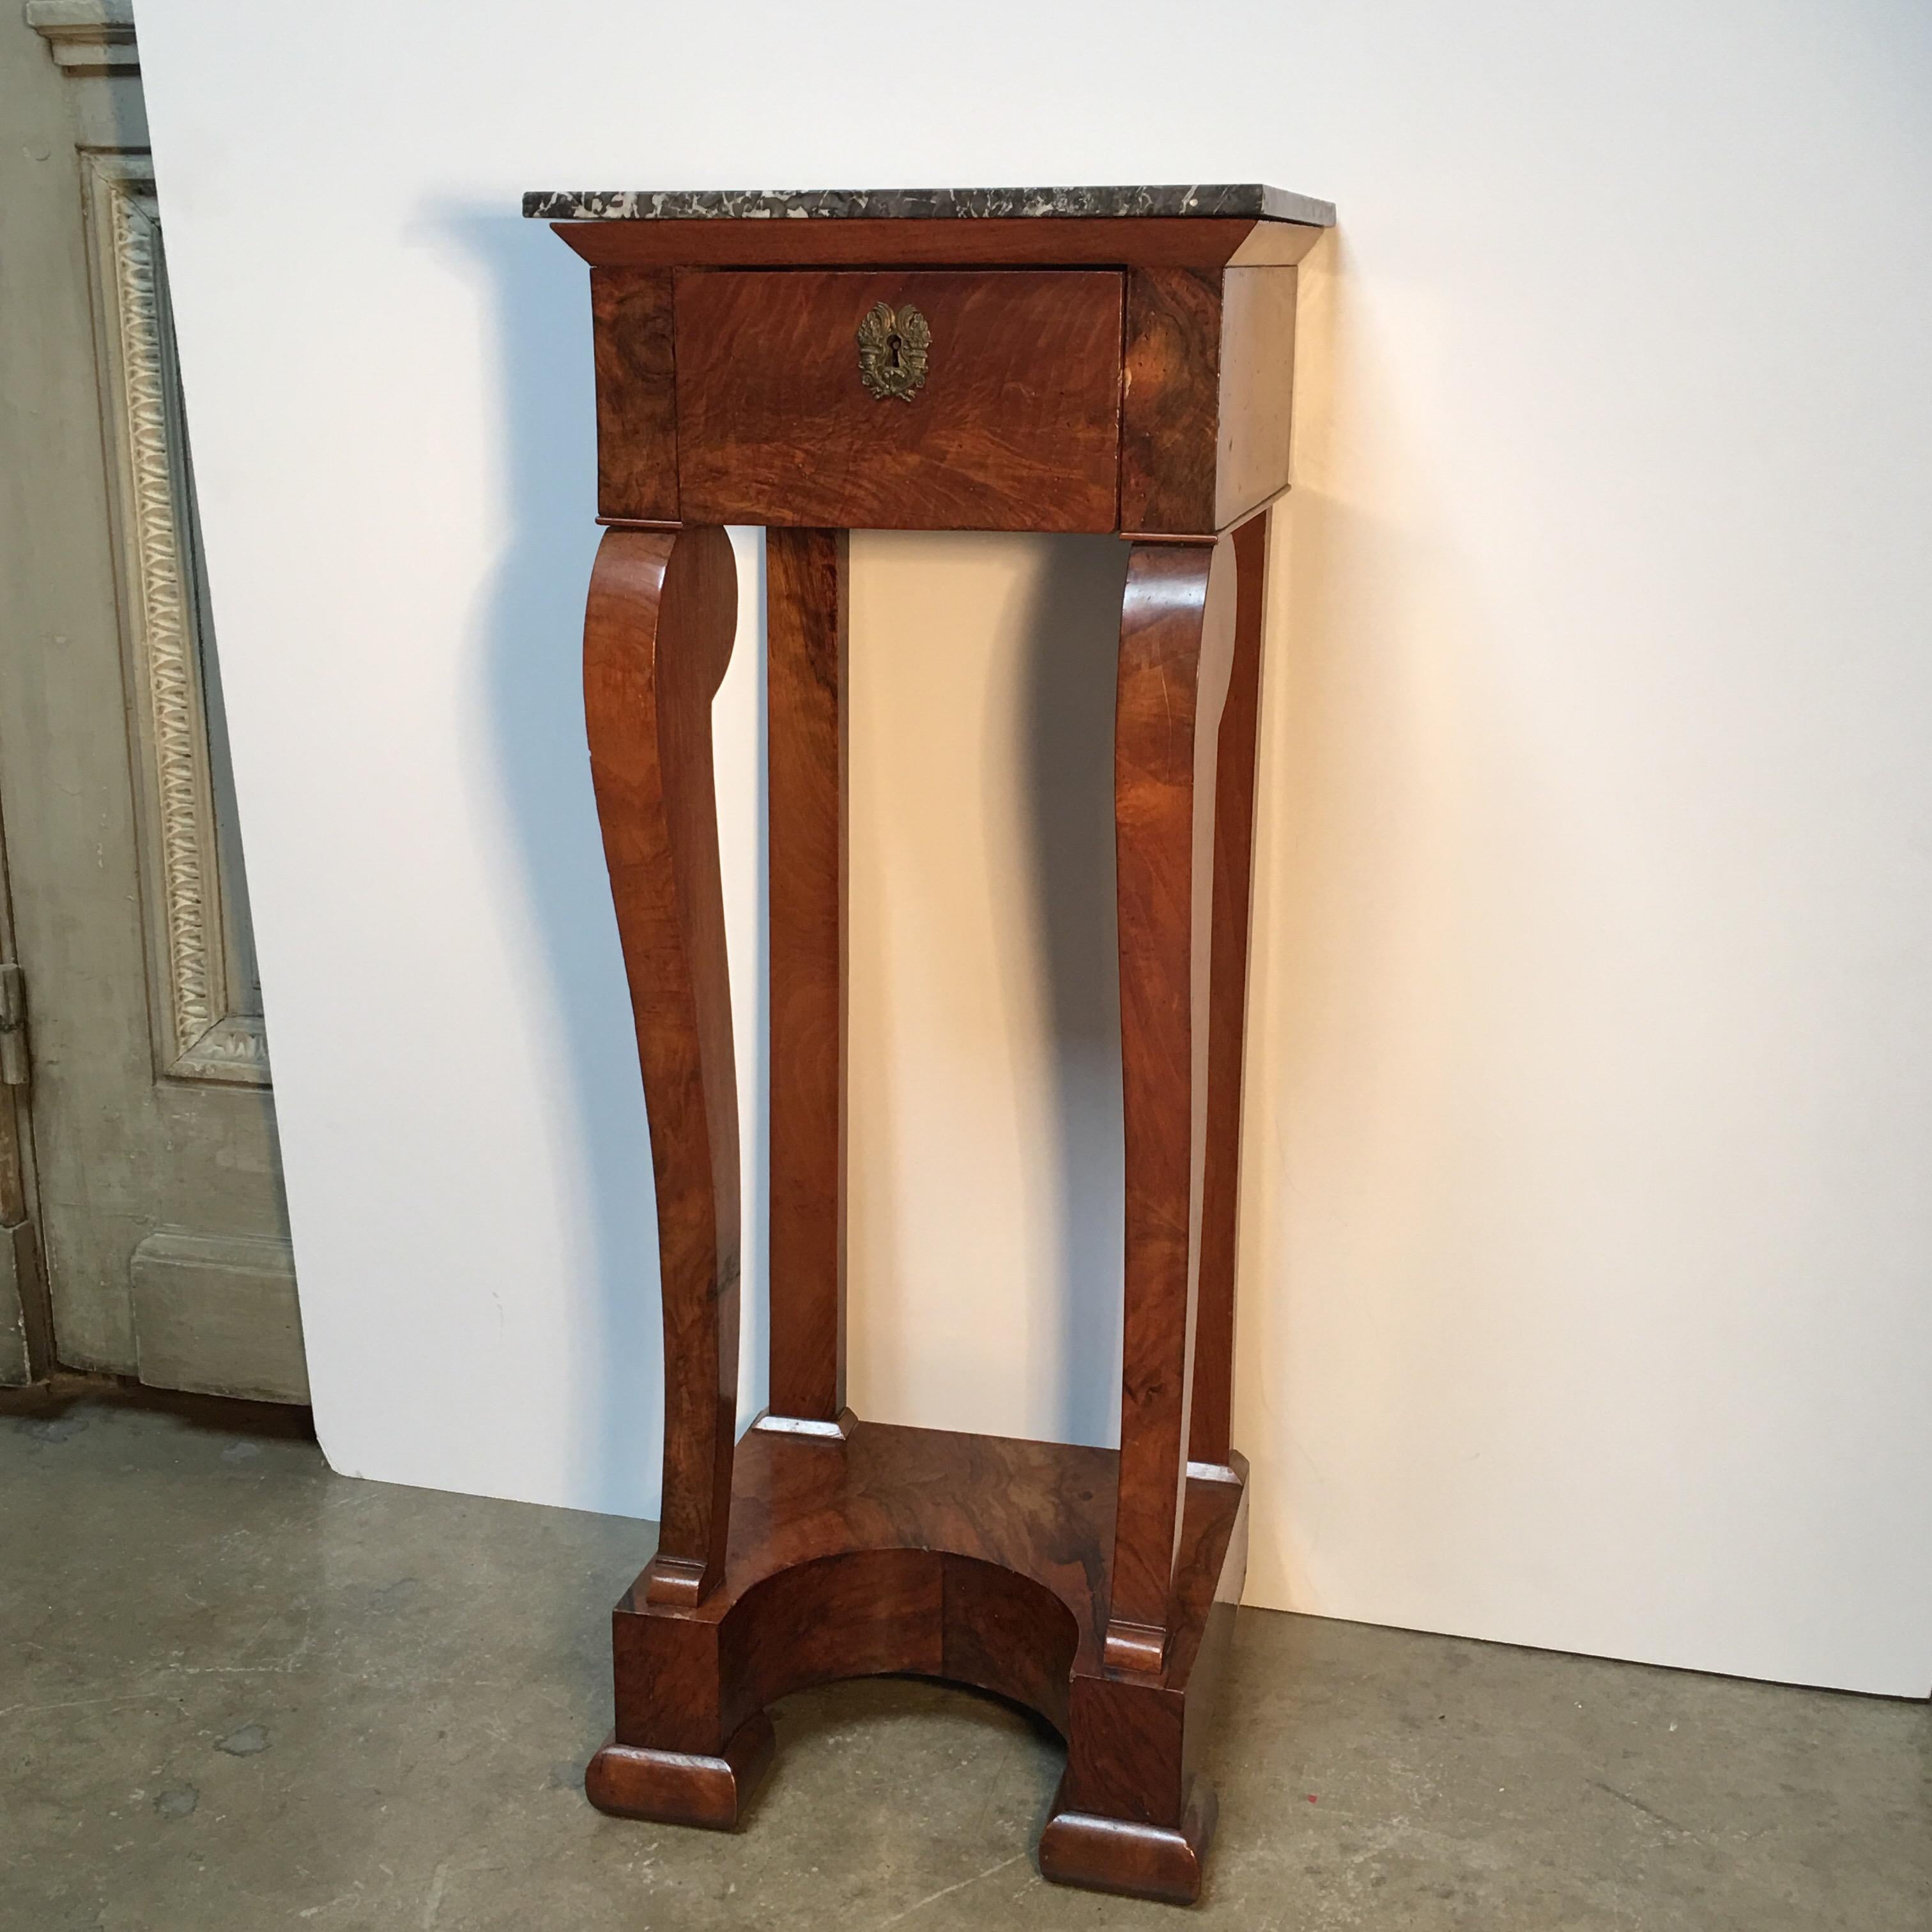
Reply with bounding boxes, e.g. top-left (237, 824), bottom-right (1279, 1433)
top-left (3, 1388), bottom-right (1926, 1932)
